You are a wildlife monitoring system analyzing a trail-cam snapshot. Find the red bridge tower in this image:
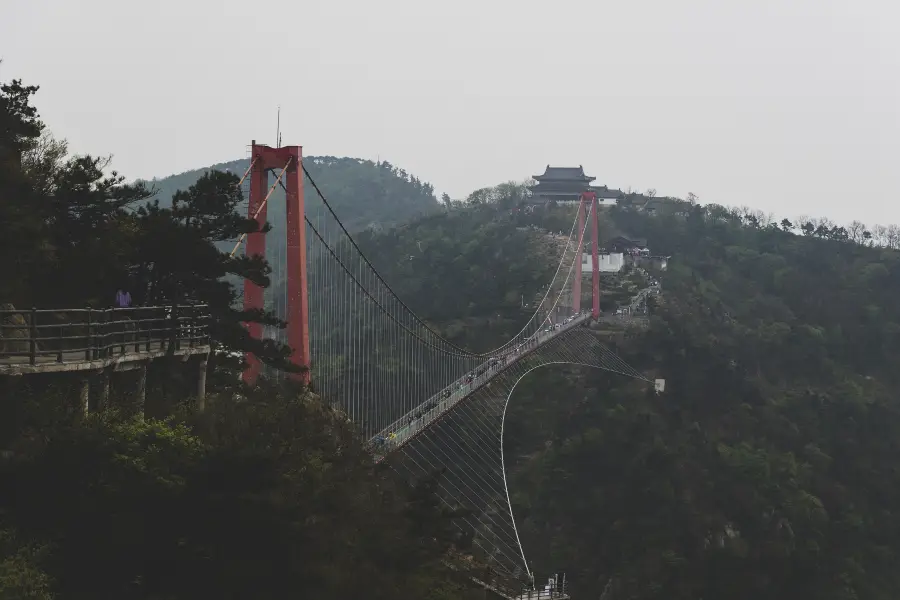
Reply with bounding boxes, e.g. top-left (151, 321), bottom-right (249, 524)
top-left (571, 191), bottom-right (601, 319)
top-left (242, 141), bottom-right (311, 385)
